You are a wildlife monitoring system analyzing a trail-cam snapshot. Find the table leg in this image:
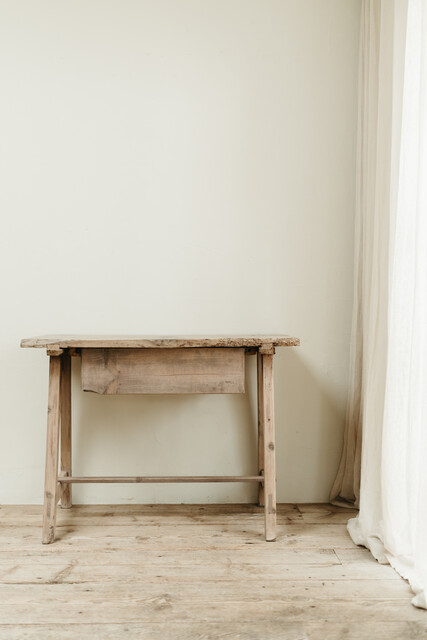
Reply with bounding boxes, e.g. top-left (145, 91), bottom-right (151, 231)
top-left (42, 356), bottom-right (61, 544)
top-left (257, 351), bottom-right (264, 507)
top-left (262, 352), bottom-right (276, 541)
top-left (60, 352), bottom-right (72, 509)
